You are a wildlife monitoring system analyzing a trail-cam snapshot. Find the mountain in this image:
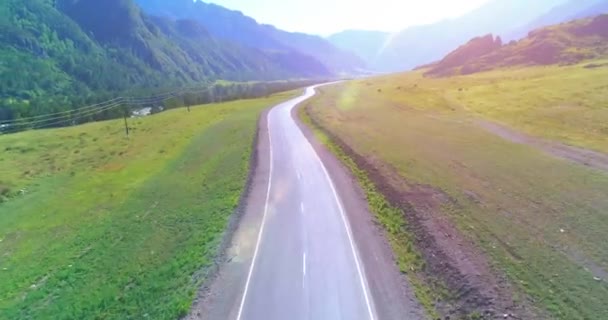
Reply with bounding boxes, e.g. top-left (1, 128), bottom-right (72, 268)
top-left (57, 0), bottom-right (330, 81)
top-left (133, 0), bottom-right (366, 74)
top-left (424, 14), bottom-right (608, 77)
top-left (353, 0), bottom-right (569, 72)
top-left (423, 34), bottom-right (503, 76)
top-left (506, 0), bottom-right (608, 40)
top-left (0, 0), bottom-right (333, 122)
top-left (327, 30), bottom-right (390, 67)
top-left (0, 0), bottom-right (330, 101)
